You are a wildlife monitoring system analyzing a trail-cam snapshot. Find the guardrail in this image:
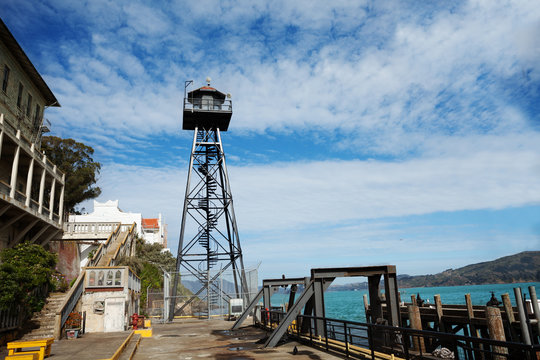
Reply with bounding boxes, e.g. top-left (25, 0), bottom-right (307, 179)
top-left (85, 222), bottom-right (136, 267)
top-left (261, 310), bottom-right (540, 360)
top-left (54, 271), bottom-right (85, 339)
top-left (86, 223), bottom-right (122, 266)
top-left (0, 305), bottom-right (24, 334)
top-left (184, 98), bottom-right (232, 112)
top-left (108, 223), bottom-right (136, 266)
top-left (63, 221), bottom-right (121, 235)
top-left (1, 284), bottom-right (48, 336)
